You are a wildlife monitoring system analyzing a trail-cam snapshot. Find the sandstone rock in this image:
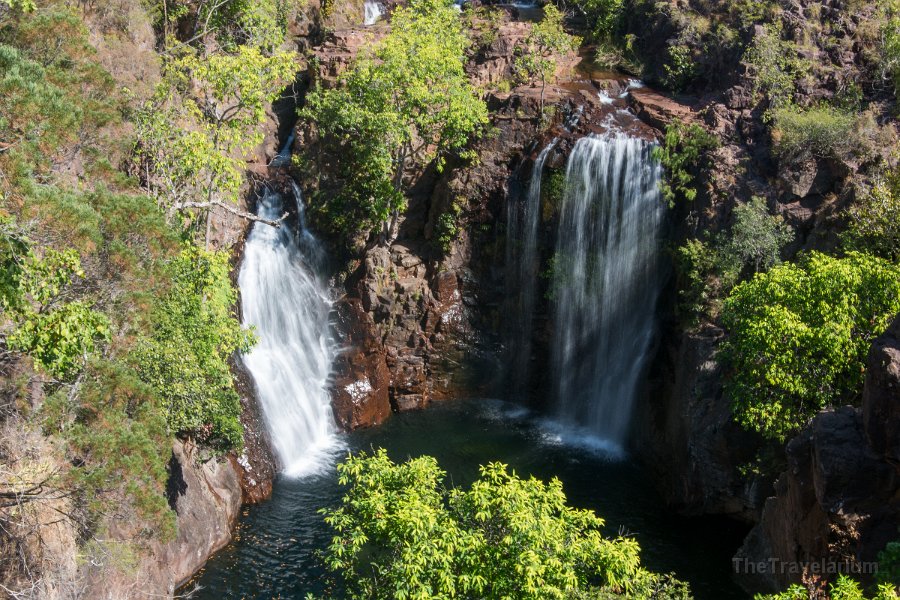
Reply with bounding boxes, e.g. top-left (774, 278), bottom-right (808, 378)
top-left (628, 87), bottom-right (695, 131)
top-left (330, 298), bottom-right (393, 429)
top-left (84, 440), bottom-right (243, 598)
top-left (231, 357), bottom-right (277, 503)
